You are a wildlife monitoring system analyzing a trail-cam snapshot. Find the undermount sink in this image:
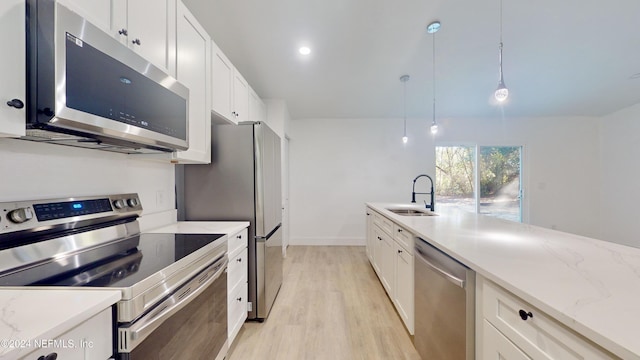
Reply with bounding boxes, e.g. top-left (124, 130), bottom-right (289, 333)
top-left (386, 208), bottom-right (437, 216)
